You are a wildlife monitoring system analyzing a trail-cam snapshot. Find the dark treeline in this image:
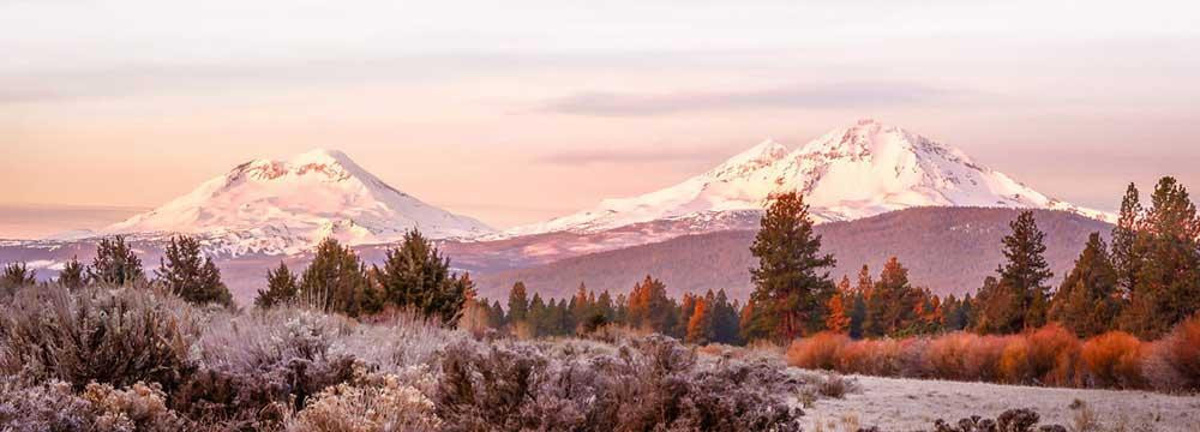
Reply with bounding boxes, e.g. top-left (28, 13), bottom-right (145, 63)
top-left (469, 277), bottom-right (742, 344)
top-left (254, 231), bottom-right (475, 325)
top-left (2, 235), bottom-right (233, 307)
